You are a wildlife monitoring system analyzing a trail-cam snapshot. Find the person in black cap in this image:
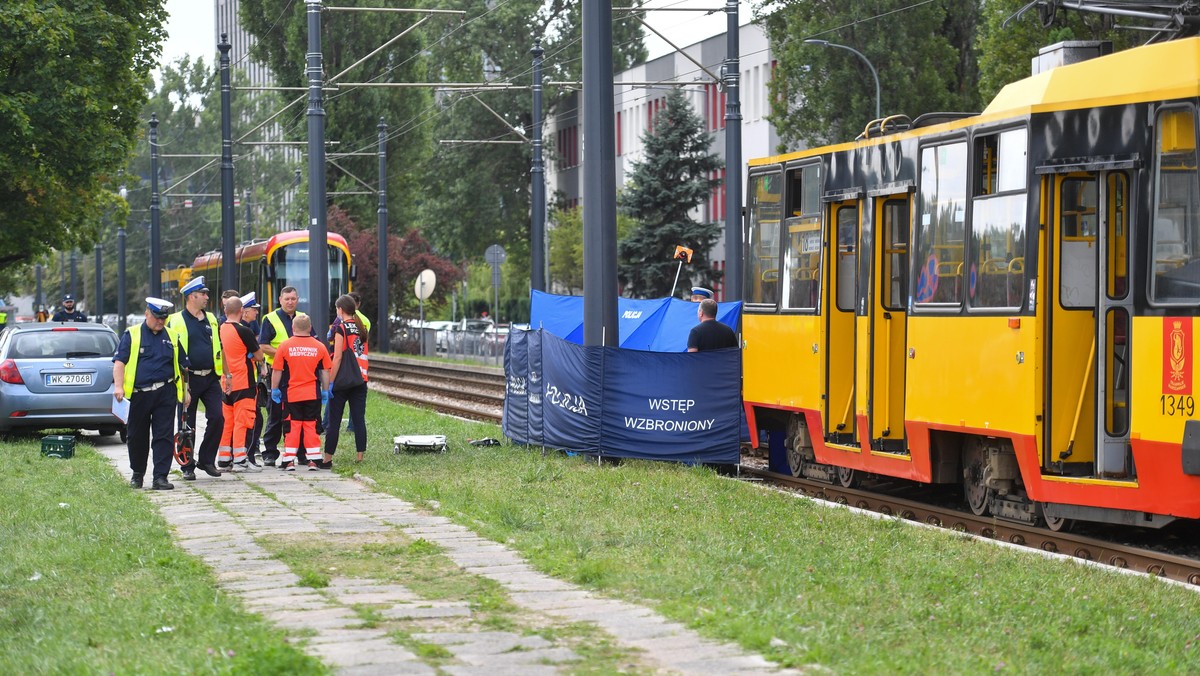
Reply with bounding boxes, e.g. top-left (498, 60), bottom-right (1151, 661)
top-left (113, 298), bottom-right (191, 490)
top-left (165, 276), bottom-right (226, 479)
top-left (52, 294), bottom-right (87, 322)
